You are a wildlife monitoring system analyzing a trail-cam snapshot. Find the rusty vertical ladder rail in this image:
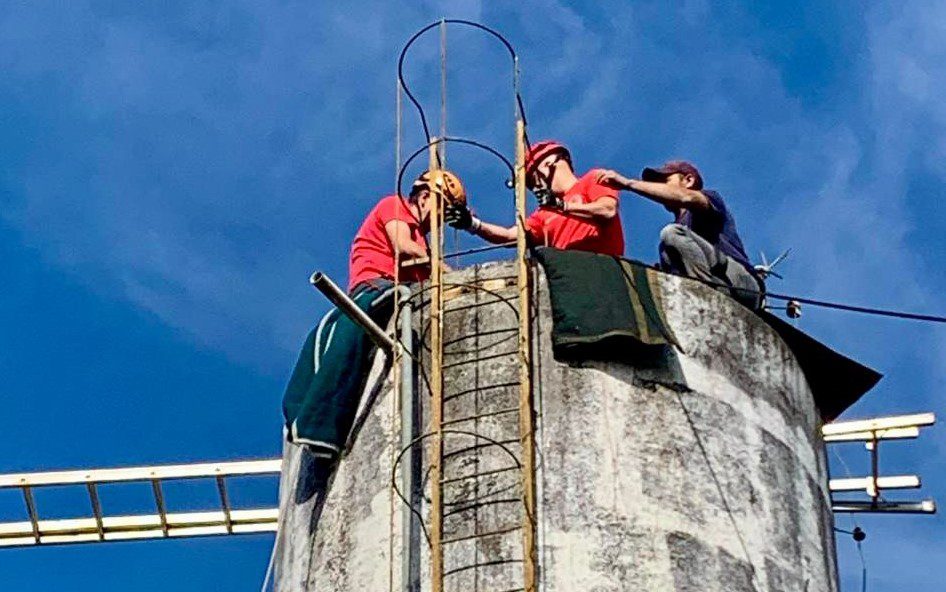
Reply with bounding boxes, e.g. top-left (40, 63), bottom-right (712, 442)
top-left (428, 138), bottom-right (446, 592)
top-left (514, 99), bottom-right (538, 592)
